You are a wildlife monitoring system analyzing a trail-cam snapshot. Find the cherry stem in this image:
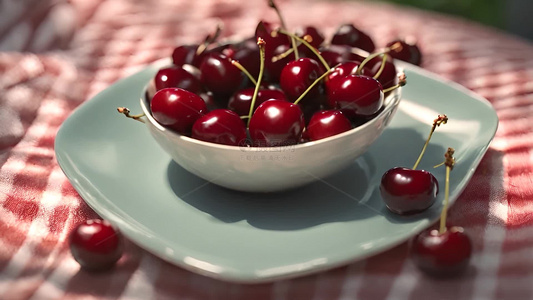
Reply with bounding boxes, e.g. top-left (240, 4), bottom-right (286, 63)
top-left (272, 47), bottom-right (295, 62)
top-left (356, 42), bottom-right (401, 76)
top-left (196, 23), bottom-right (223, 56)
top-left (268, 0), bottom-right (299, 59)
top-left (294, 69), bottom-right (332, 105)
top-left (412, 114), bottom-right (448, 170)
top-left (382, 73), bottom-right (407, 94)
top-left (372, 54), bottom-right (389, 79)
top-left (117, 107), bottom-right (145, 123)
top-left (247, 38), bottom-right (266, 127)
top-left (439, 147), bottom-right (455, 234)
top-left (274, 29), bottom-right (330, 71)
top-left (350, 47), bottom-right (369, 58)
top-left (231, 60), bottom-right (257, 85)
